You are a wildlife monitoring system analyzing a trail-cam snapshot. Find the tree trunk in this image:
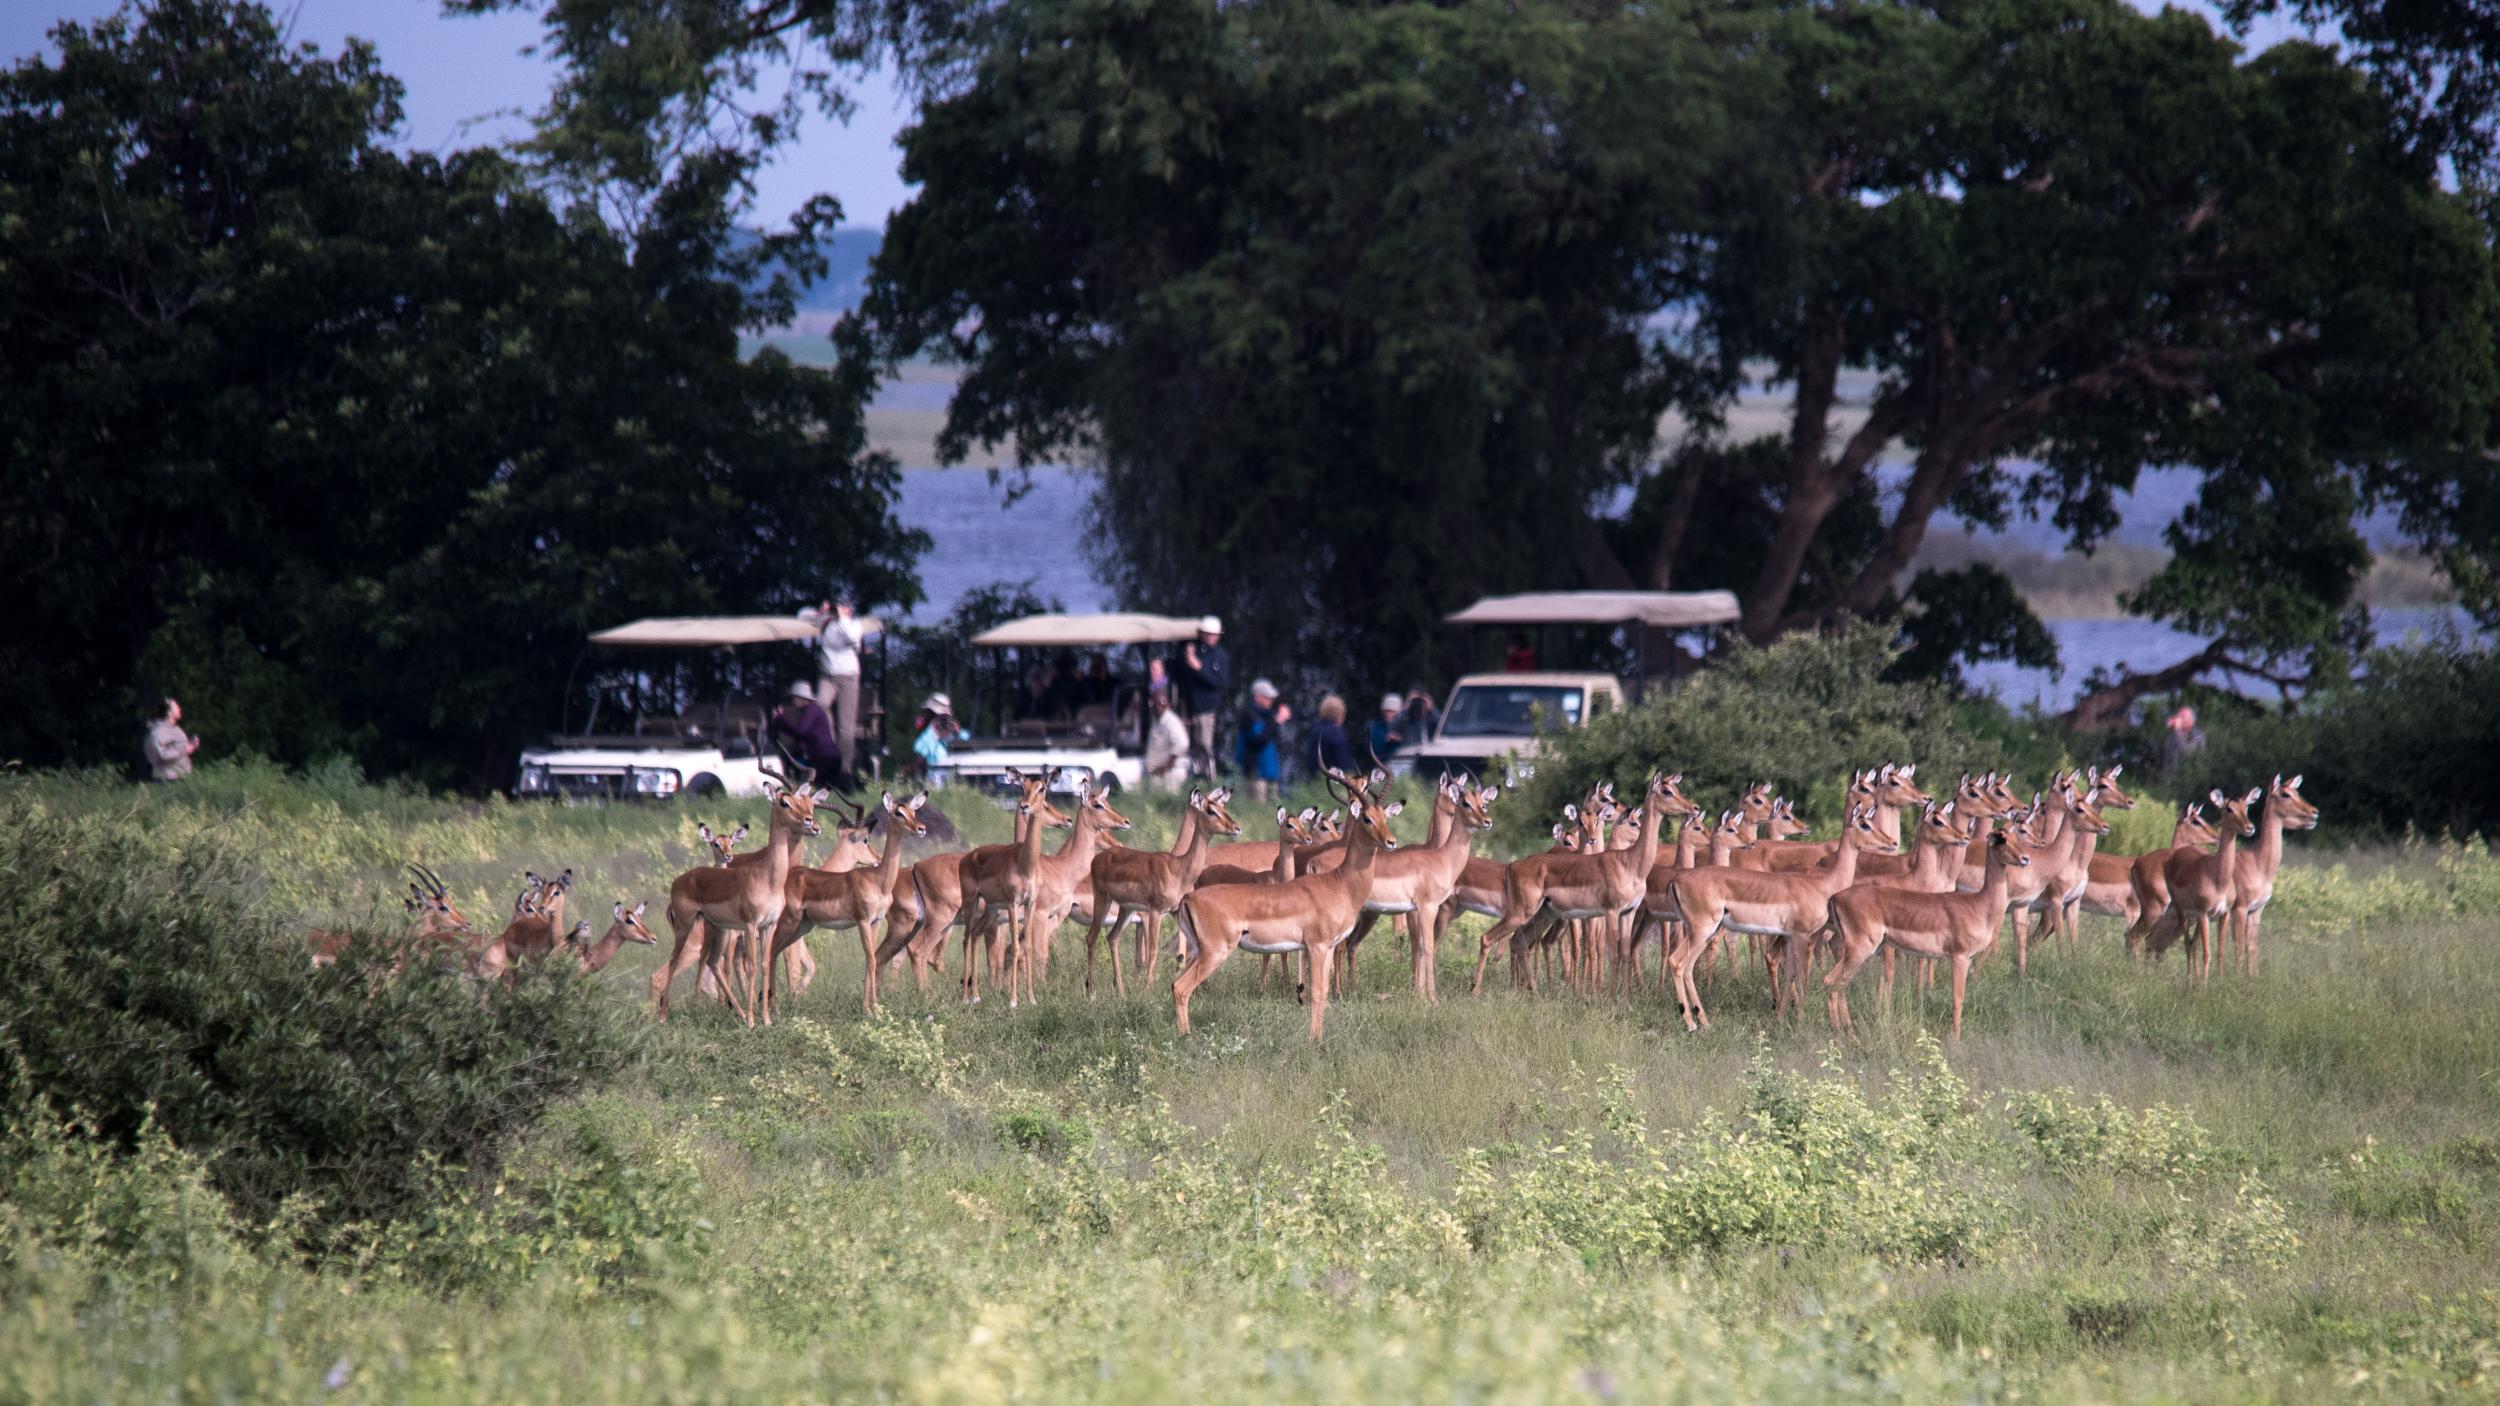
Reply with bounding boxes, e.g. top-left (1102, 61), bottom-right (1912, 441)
top-left (1647, 452), bottom-right (1707, 590)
